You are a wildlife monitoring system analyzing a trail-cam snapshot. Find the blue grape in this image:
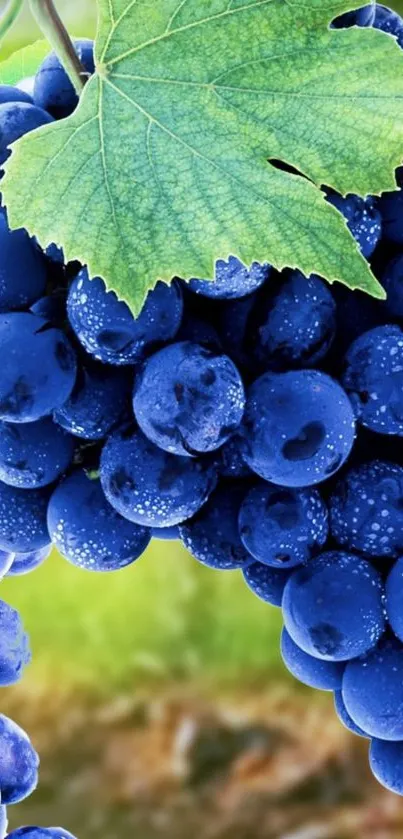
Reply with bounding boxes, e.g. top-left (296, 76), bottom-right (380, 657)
top-left (0, 86), bottom-right (32, 105)
top-left (241, 370), bottom-right (355, 487)
top-left (133, 342), bottom-right (245, 456)
top-left (7, 830), bottom-right (77, 839)
top-left (0, 551), bottom-right (14, 576)
top-left (342, 640), bottom-right (403, 740)
top-left (179, 483), bottom-right (253, 570)
top-left (326, 192), bottom-right (381, 259)
top-left (0, 482), bottom-right (50, 552)
top-left (34, 40), bottom-right (95, 119)
top-left (0, 418), bottom-right (74, 488)
top-left (176, 314), bottom-right (221, 350)
top-left (0, 102), bottom-right (53, 165)
top-left (331, 283), bottom-right (385, 356)
top-left (242, 561), bottom-right (292, 607)
top-left (281, 629), bottom-right (344, 691)
top-left (370, 739), bottom-right (403, 795)
top-left (151, 525), bottom-right (179, 540)
top-left (342, 325), bottom-right (403, 436)
top-left (0, 313), bottom-right (77, 422)
top-left (378, 167), bottom-right (403, 244)
top-left (248, 271), bottom-right (336, 370)
top-left (54, 360), bottom-right (131, 440)
top-left (31, 290), bottom-right (67, 327)
top-left (238, 482), bottom-right (328, 569)
top-left (6, 546), bottom-right (51, 577)
top-left (0, 600), bottom-right (31, 686)
top-left (385, 558), bottom-right (403, 641)
top-left (101, 426), bottom-right (217, 527)
top-left (380, 255), bottom-right (403, 317)
top-left (45, 243), bottom-right (64, 265)
top-left (188, 256), bottom-right (270, 300)
top-left (216, 293), bottom-right (256, 371)
top-left (0, 806), bottom-right (7, 839)
top-left (282, 551), bottom-right (385, 661)
top-left (217, 435), bottom-right (252, 479)
top-left (47, 469), bottom-right (151, 572)
top-left (333, 691), bottom-right (369, 738)
top-left (330, 460), bottom-right (403, 558)
top-left (332, 5), bottom-right (375, 27)
top-left (0, 714), bottom-right (39, 804)
top-left (68, 270), bottom-right (183, 366)
top-left (373, 4), bottom-right (403, 46)
top-left (0, 208), bottom-right (47, 312)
